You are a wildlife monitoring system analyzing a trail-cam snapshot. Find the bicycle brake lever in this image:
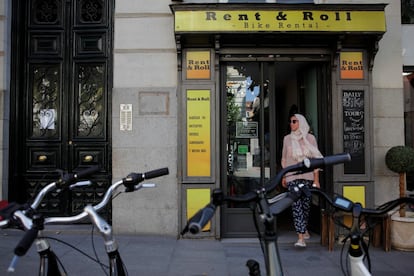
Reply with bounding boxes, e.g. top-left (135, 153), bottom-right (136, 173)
top-left (123, 173), bottom-right (144, 192)
top-left (69, 180), bottom-right (93, 190)
top-left (7, 255), bottom-right (19, 273)
top-left (13, 211), bottom-right (33, 230)
top-left (132, 183), bottom-right (156, 191)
